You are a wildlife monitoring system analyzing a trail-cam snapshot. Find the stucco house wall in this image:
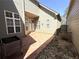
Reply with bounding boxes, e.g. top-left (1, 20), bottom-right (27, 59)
top-left (25, 0), bottom-right (39, 16)
top-left (36, 6), bottom-right (60, 34)
top-left (67, 0), bottom-right (79, 53)
top-left (0, 0), bottom-right (25, 39)
top-left (25, 0), bottom-right (61, 34)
